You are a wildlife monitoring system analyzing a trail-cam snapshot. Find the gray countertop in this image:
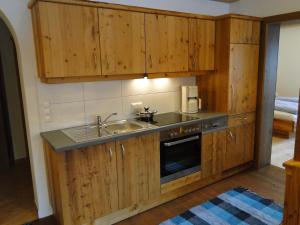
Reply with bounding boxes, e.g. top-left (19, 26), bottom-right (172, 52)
top-left (41, 111), bottom-right (227, 152)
